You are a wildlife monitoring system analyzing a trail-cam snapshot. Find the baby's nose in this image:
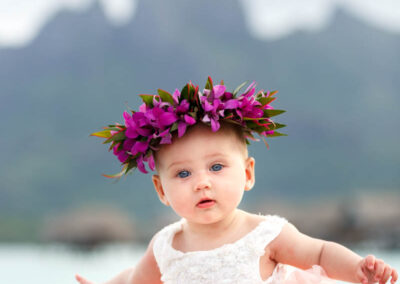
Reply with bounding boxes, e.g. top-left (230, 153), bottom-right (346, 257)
top-left (193, 173), bottom-right (211, 191)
